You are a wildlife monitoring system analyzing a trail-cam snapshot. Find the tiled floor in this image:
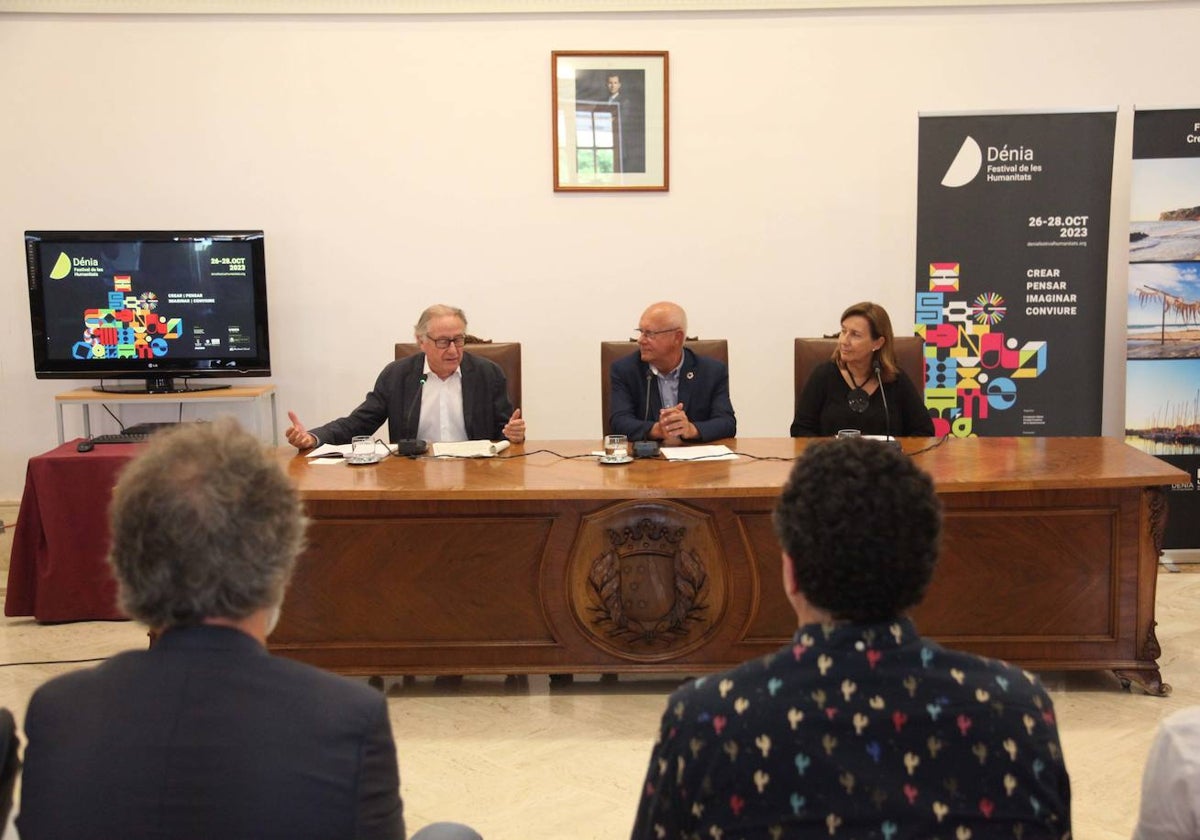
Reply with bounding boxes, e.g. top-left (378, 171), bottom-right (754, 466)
top-left (1, 516), bottom-right (1196, 839)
